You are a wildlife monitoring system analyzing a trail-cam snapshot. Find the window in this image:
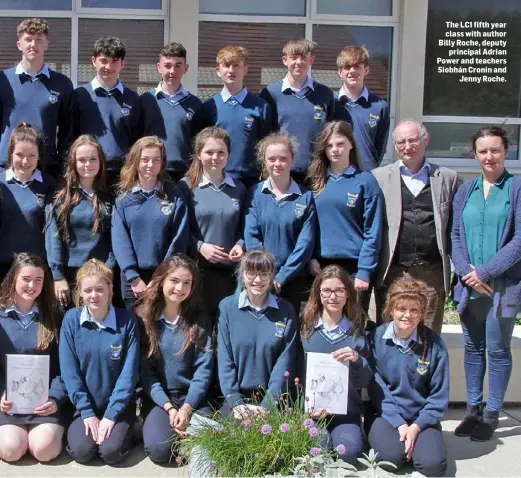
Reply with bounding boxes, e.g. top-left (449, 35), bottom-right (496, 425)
top-left (312, 24), bottom-right (392, 101)
top-left (316, 0), bottom-right (392, 16)
top-left (0, 17), bottom-right (71, 76)
top-left (199, 0), bottom-right (305, 16)
top-left (0, 0), bottom-right (71, 9)
top-left (78, 19), bottom-right (164, 93)
top-left (81, 0), bottom-right (162, 9)
top-left (197, 21), bottom-right (305, 101)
